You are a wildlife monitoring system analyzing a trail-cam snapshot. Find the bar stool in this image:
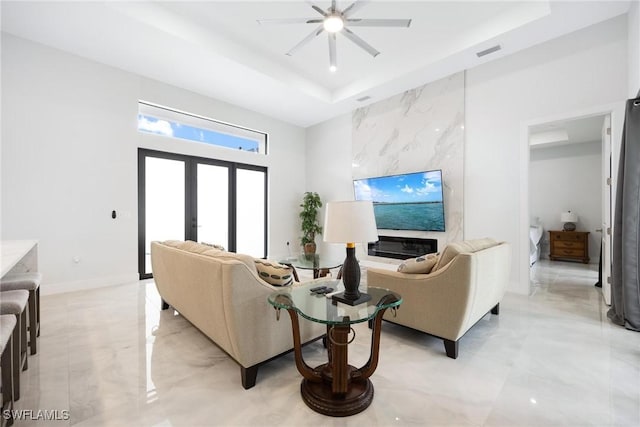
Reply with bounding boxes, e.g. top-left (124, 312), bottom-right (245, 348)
top-left (0, 291), bottom-right (29, 401)
top-left (1, 315), bottom-right (16, 427)
top-left (1, 273), bottom-right (41, 355)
